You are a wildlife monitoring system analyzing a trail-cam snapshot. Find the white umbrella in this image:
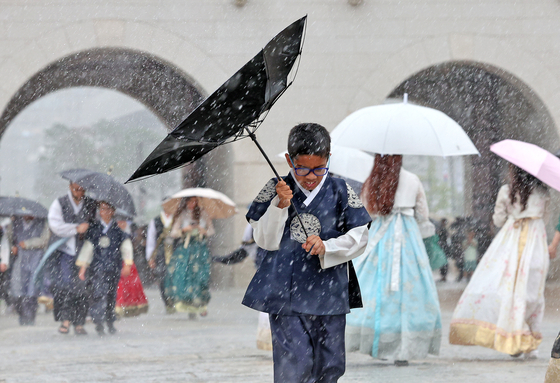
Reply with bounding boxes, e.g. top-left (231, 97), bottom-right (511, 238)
top-left (278, 144), bottom-right (374, 183)
top-left (330, 95), bottom-right (479, 157)
top-left (165, 188), bottom-right (237, 219)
